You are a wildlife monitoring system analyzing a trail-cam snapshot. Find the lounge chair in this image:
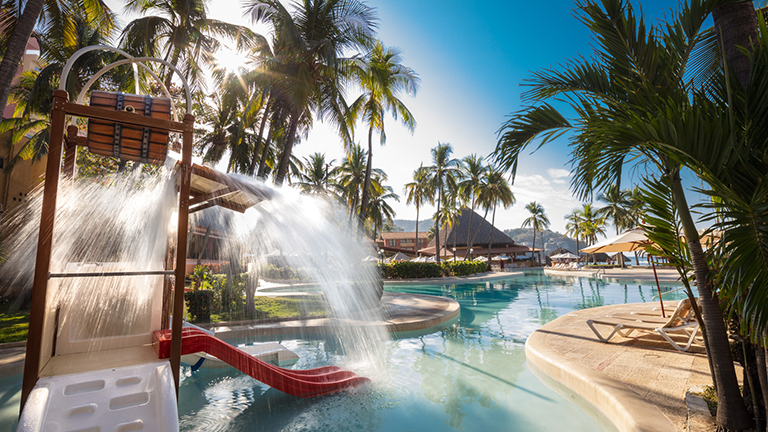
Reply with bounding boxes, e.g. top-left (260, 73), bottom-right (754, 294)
top-left (586, 299), bottom-right (700, 352)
